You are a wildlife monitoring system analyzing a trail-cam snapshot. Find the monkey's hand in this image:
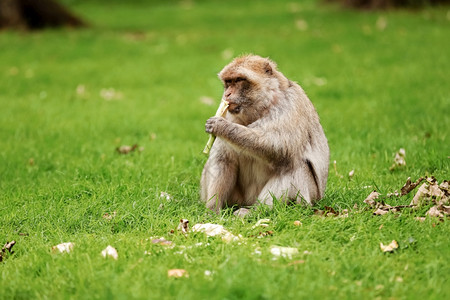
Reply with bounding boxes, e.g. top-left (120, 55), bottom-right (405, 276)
top-left (205, 116), bottom-right (229, 135)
